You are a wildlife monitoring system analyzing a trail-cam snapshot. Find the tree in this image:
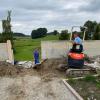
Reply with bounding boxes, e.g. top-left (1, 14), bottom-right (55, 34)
top-left (47, 30), bottom-right (59, 35)
top-left (31, 28), bottom-right (47, 39)
top-left (93, 24), bottom-right (100, 40)
top-left (83, 20), bottom-right (98, 40)
top-left (53, 30), bottom-right (59, 35)
top-left (59, 30), bottom-right (69, 40)
top-left (0, 33), bottom-right (2, 42)
top-left (1, 32), bottom-right (13, 44)
top-left (1, 11), bottom-right (14, 46)
top-left (83, 20), bottom-right (100, 40)
top-left (31, 30), bottom-right (38, 39)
